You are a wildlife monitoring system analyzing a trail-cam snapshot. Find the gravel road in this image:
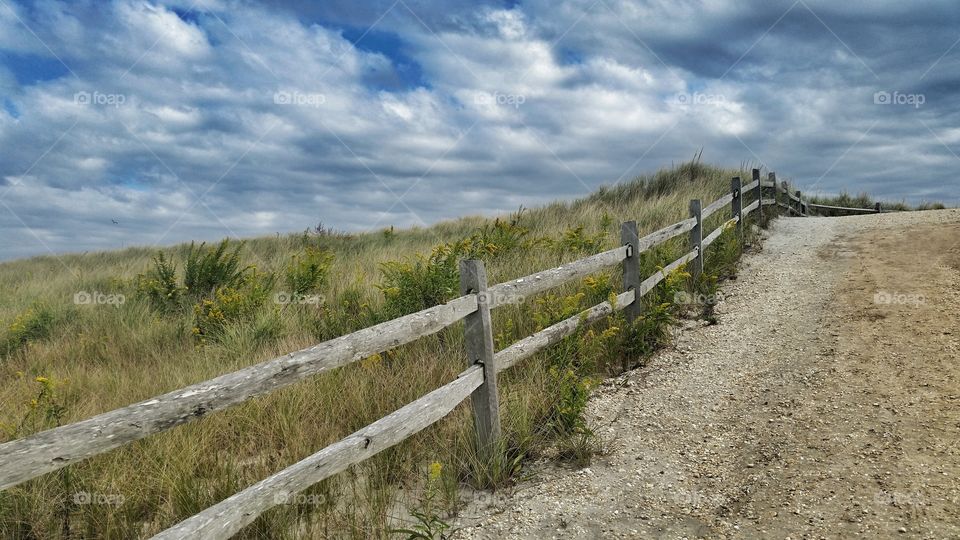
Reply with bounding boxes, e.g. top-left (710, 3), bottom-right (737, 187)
top-left (454, 209), bottom-right (960, 539)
